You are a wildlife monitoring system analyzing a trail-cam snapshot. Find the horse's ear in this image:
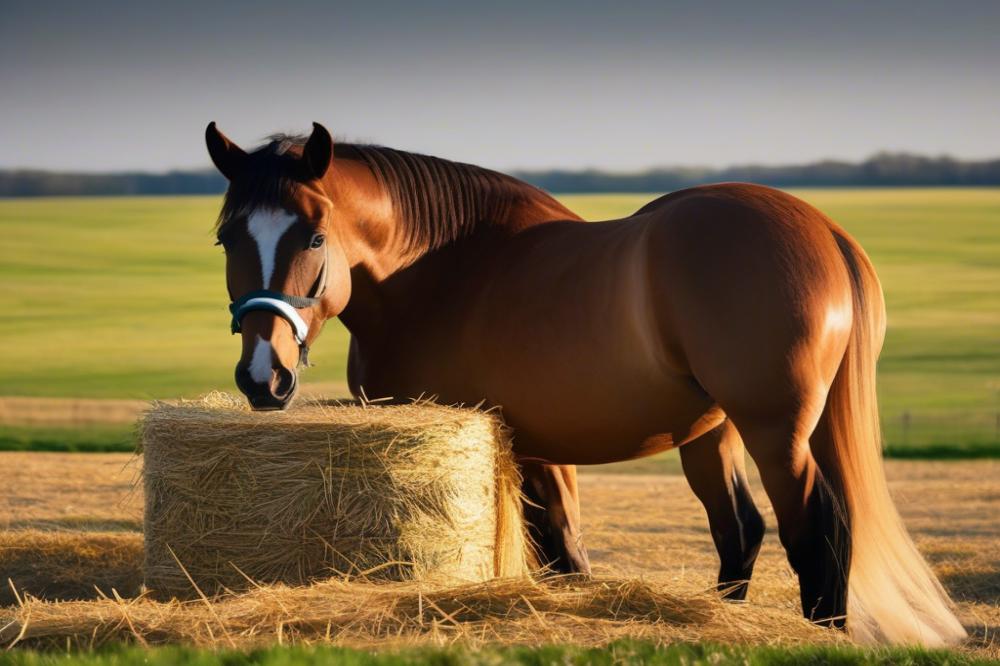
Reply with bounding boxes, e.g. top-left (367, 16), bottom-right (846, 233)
top-left (205, 122), bottom-right (247, 181)
top-left (304, 122), bottom-right (333, 180)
